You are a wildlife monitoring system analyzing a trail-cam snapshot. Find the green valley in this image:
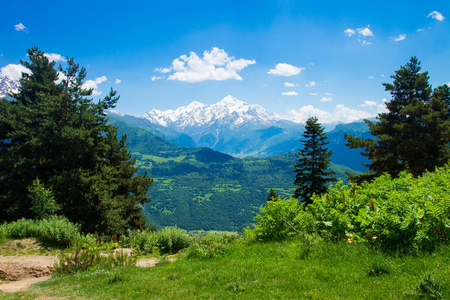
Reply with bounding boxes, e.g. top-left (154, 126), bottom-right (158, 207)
top-left (109, 116), bottom-right (358, 231)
